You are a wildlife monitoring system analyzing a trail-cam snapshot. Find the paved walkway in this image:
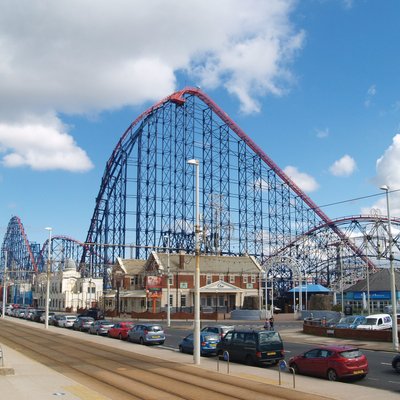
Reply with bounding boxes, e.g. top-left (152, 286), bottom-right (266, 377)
top-left (0, 315), bottom-right (398, 400)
